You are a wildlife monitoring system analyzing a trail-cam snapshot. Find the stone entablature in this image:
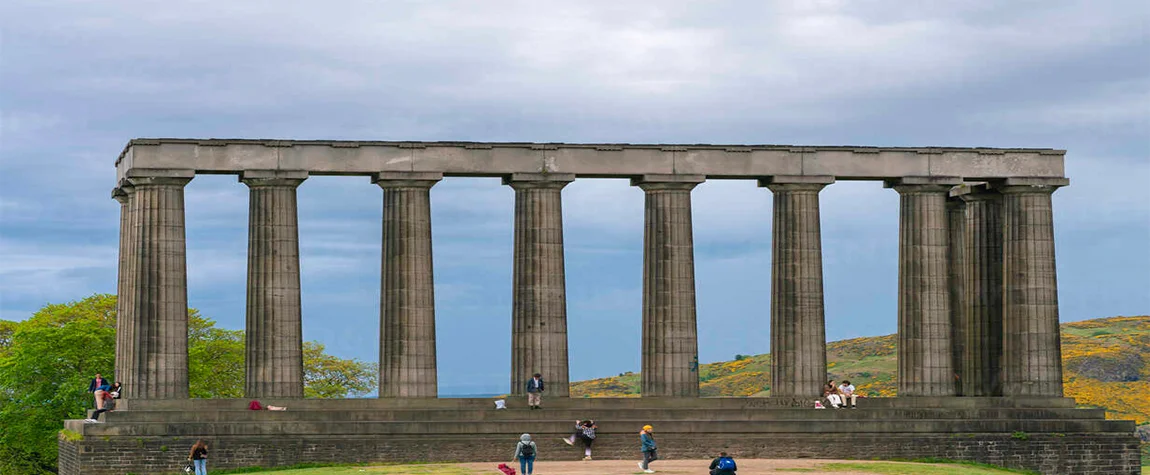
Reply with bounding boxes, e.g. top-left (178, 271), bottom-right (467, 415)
top-left (116, 139), bottom-right (1066, 182)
